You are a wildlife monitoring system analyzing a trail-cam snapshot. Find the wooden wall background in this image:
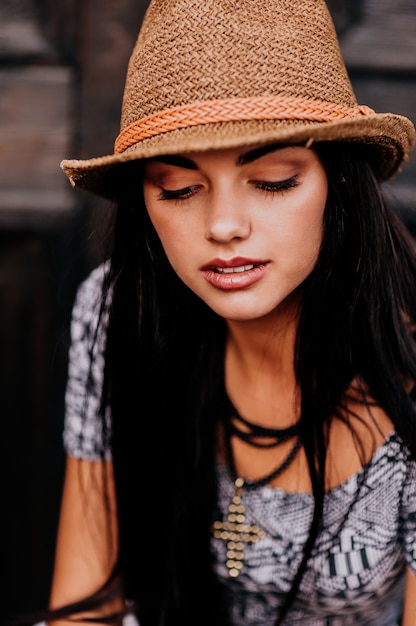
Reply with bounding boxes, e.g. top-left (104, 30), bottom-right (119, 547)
top-left (1, 0), bottom-right (415, 619)
top-left (1, 0), bottom-right (149, 620)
